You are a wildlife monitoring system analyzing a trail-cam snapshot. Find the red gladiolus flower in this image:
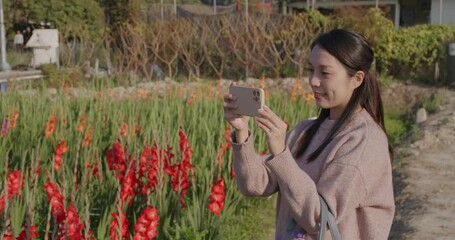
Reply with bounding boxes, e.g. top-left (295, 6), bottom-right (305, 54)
top-left (120, 162), bottom-right (138, 205)
top-left (224, 126), bottom-right (231, 144)
top-left (0, 196), bottom-right (5, 215)
top-left (7, 170), bottom-right (23, 198)
top-left (178, 128), bottom-right (192, 163)
top-left (44, 180), bottom-right (66, 224)
top-left (208, 178), bottom-right (225, 215)
top-left (17, 225), bottom-right (39, 240)
top-left (139, 145), bottom-right (159, 194)
top-left (77, 115), bottom-right (88, 133)
top-left (107, 141), bottom-right (127, 182)
top-left (45, 115), bottom-right (57, 138)
top-left (110, 212), bottom-right (129, 240)
top-left (175, 129), bottom-right (195, 205)
top-left (133, 206), bottom-right (159, 240)
top-left (216, 127), bottom-right (233, 174)
top-left (3, 220), bottom-right (13, 240)
top-left (54, 140), bottom-right (69, 172)
top-left (64, 203), bottom-right (85, 240)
